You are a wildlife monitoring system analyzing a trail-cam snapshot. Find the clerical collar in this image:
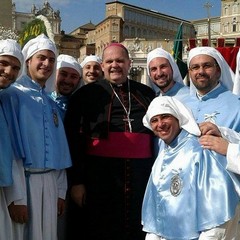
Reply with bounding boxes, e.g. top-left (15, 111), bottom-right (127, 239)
top-left (110, 80), bottom-right (128, 88)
